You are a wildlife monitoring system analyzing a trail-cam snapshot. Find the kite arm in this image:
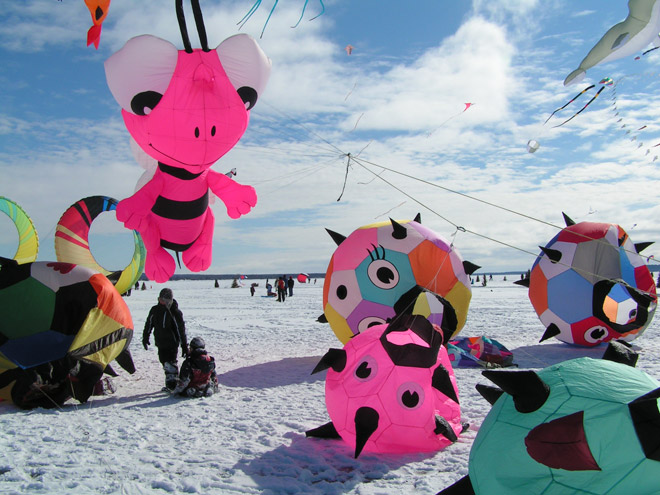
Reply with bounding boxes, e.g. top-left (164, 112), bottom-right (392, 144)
top-left (207, 169), bottom-right (257, 219)
top-left (116, 175), bottom-right (163, 232)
